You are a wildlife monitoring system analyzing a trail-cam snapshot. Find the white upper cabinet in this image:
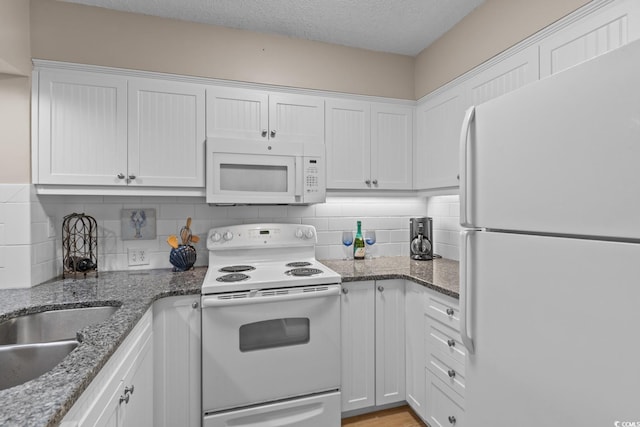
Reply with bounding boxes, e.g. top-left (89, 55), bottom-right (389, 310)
top-left (415, 45), bottom-right (539, 191)
top-left (128, 79), bottom-right (205, 188)
top-left (206, 87), bottom-right (324, 144)
top-left (464, 45), bottom-right (539, 106)
top-left (415, 86), bottom-right (465, 191)
top-left (326, 99), bottom-right (412, 190)
top-left (371, 104), bottom-right (413, 190)
top-left (540, 0), bottom-right (640, 78)
top-left (37, 70), bottom-right (128, 186)
top-left (325, 99), bottom-right (371, 189)
top-left (35, 68), bottom-right (206, 192)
